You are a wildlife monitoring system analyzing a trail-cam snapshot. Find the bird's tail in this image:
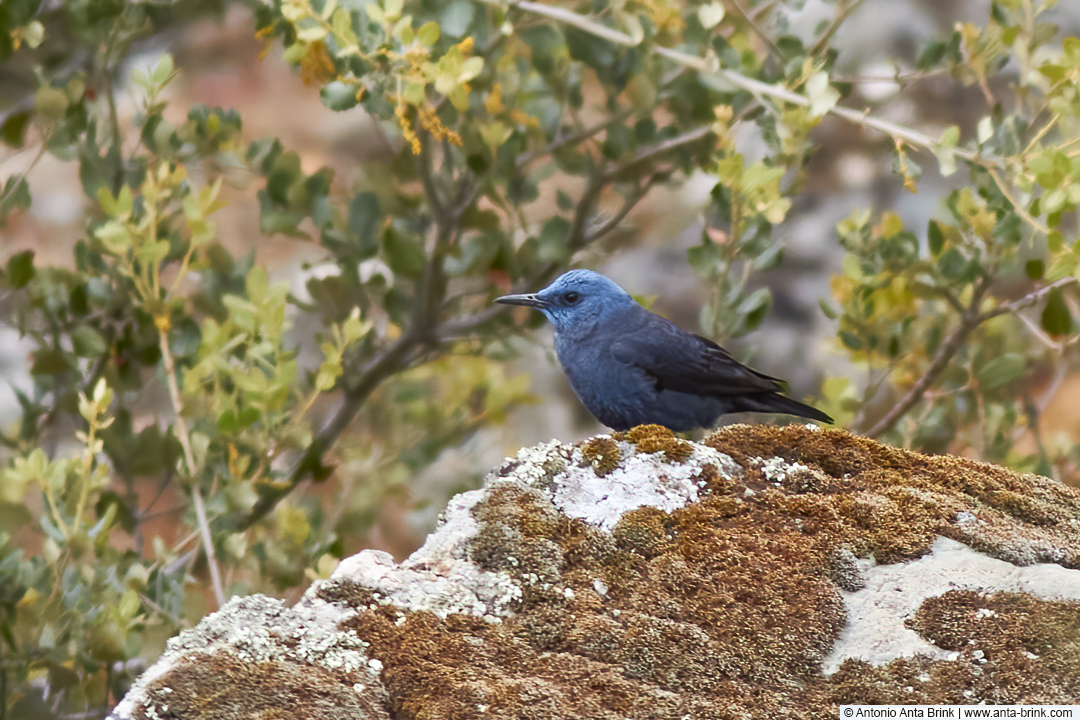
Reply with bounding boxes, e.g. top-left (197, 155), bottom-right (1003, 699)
top-left (740, 393), bottom-right (834, 424)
